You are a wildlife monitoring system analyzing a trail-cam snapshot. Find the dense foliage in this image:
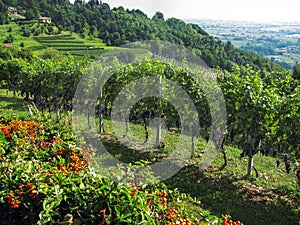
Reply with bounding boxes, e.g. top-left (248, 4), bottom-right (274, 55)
top-left (218, 65), bottom-right (300, 176)
top-left (0, 46), bottom-right (86, 120)
top-left (293, 63), bottom-right (300, 80)
top-left (0, 43), bottom-right (300, 163)
top-left (0, 115), bottom-right (230, 224)
top-left (0, 0), bottom-right (8, 24)
top-left (0, 45), bottom-right (299, 179)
